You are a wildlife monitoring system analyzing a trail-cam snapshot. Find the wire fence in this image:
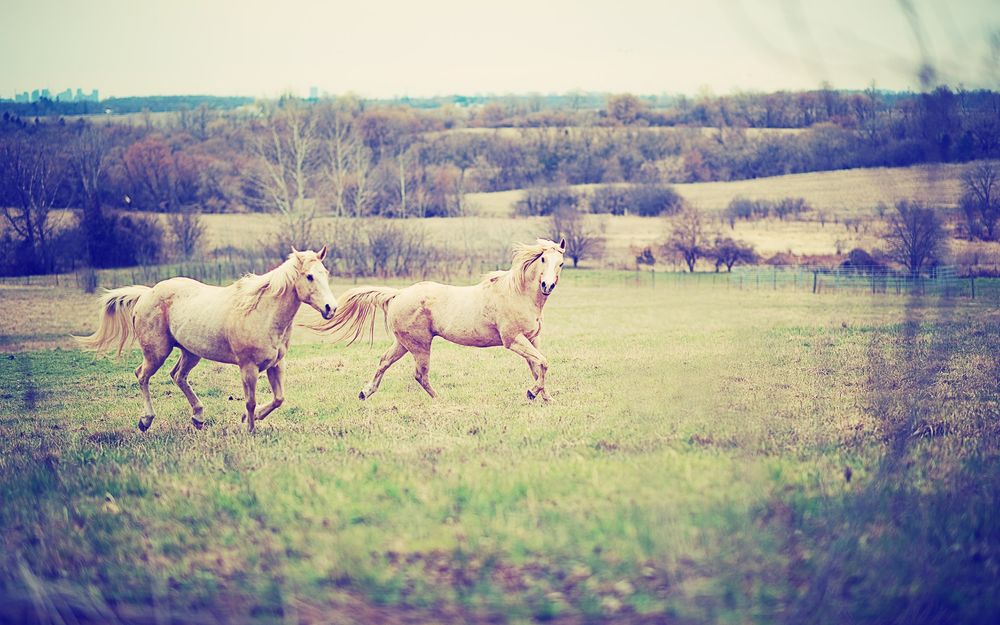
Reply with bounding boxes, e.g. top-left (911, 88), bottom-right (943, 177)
top-left (577, 265), bottom-right (999, 302)
top-left (1, 261), bottom-right (998, 304)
